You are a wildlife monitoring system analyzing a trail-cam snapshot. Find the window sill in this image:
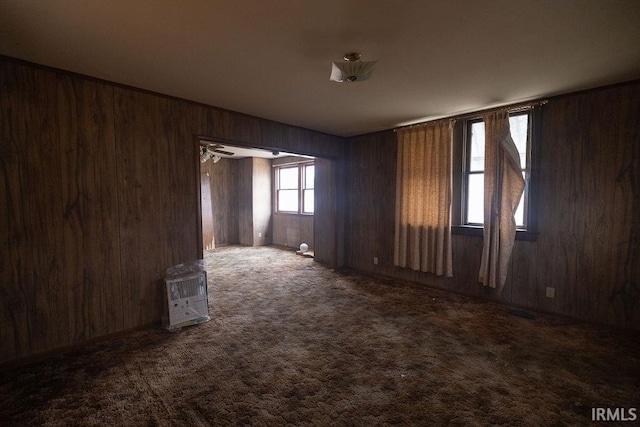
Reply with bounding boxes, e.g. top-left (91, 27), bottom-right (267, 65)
top-left (274, 212), bottom-right (314, 217)
top-left (451, 225), bottom-right (538, 242)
